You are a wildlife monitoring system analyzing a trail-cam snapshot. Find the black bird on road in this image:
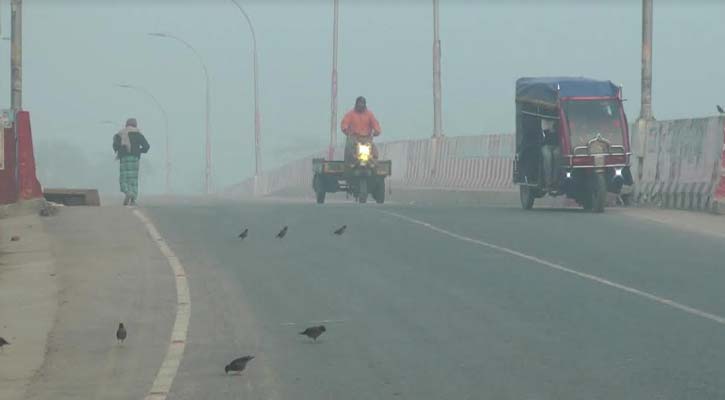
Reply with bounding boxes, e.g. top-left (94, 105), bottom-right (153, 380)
top-left (299, 325), bottom-right (326, 341)
top-left (718, 105), bottom-right (724, 114)
top-left (238, 228), bottom-right (248, 240)
top-left (0, 337), bottom-right (9, 350)
top-left (276, 226), bottom-right (288, 239)
top-left (225, 355), bottom-right (254, 375)
top-left (334, 225), bottom-right (347, 235)
top-left (116, 323), bottom-right (127, 344)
